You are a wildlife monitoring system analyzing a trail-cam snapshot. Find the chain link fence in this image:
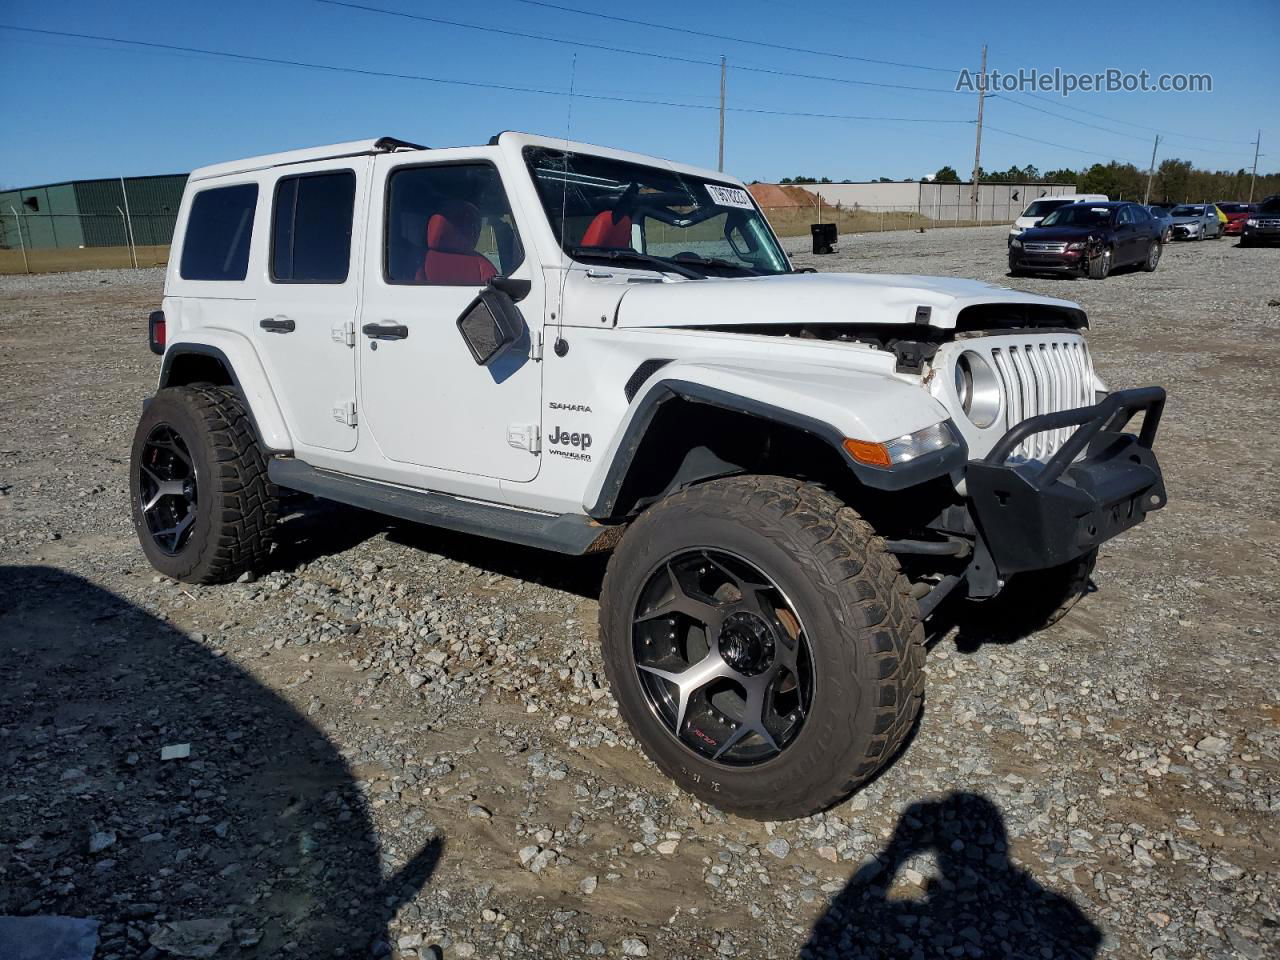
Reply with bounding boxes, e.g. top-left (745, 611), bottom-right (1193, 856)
top-left (759, 202), bottom-right (1018, 241)
top-left (1, 212), bottom-right (177, 274)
